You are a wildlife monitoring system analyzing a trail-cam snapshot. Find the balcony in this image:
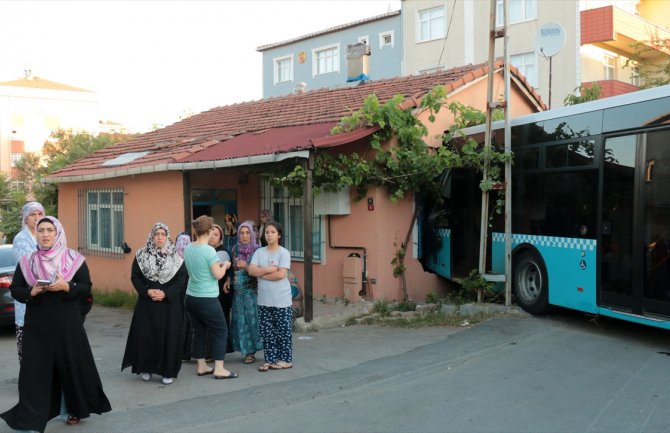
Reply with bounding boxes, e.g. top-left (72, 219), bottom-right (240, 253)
top-left (582, 79), bottom-right (640, 99)
top-left (581, 6), bottom-right (670, 59)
